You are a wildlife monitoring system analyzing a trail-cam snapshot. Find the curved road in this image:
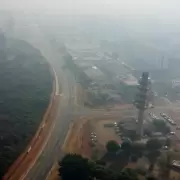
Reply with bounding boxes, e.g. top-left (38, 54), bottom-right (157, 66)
top-left (23, 45), bottom-right (136, 179)
top-left (9, 22), bottom-right (90, 179)
top-left (13, 24), bottom-right (137, 180)
top-left (22, 38), bottom-right (79, 179)
top-left (12, 21), bottom-right (180, 179)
